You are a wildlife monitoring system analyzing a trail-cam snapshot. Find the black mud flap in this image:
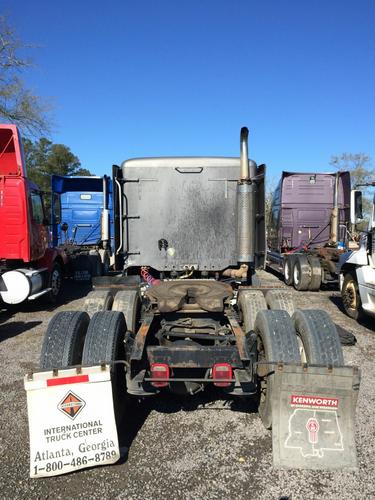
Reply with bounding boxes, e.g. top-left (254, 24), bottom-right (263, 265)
top-left (272, 364), bottom-right (360, 470)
